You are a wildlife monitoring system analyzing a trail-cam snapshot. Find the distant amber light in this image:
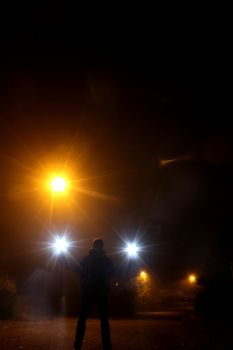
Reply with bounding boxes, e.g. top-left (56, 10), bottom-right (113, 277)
top-left (51, 177), bottom-right (67, 193)
top-left (138, 270), bottom-right (149, 283)
top-left (188, 274), bottom-right (197, 284)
